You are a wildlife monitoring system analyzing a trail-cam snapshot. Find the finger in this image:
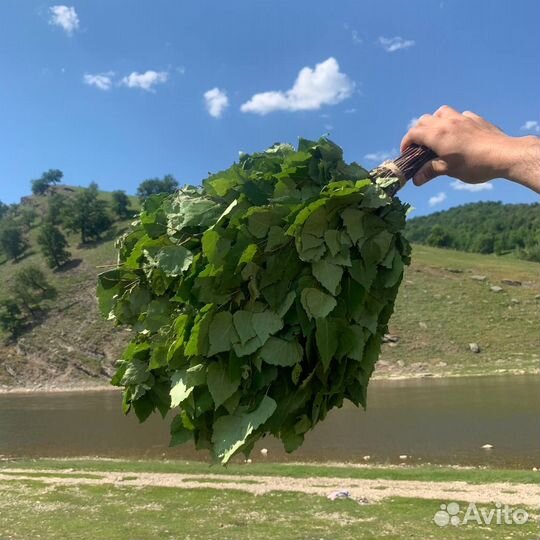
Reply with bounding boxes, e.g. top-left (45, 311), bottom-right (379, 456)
top-left (412, 158), bottom-right (449, 186)
top-left (463, 111), bottom-right (503, 133)
top-left (401, 115), bottom-right (435, 151)
top-left (434, 105), bottom-right (459, 118)
top-left (462, 110), bottom-right (483, 122)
